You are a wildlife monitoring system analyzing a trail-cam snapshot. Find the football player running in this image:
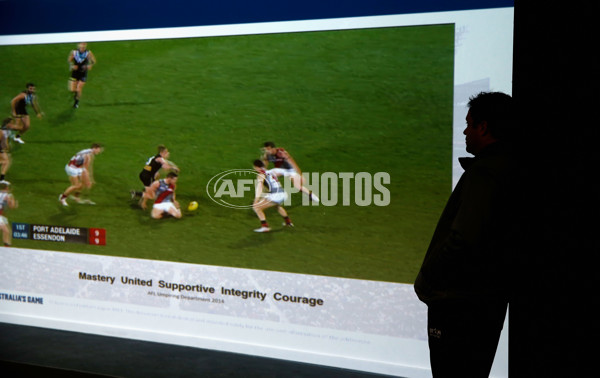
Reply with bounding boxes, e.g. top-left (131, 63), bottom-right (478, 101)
top-left (68, 42), bottom-right (97, 108)
top-left (261, 141), bottom-right (319, 203)
top-left (10, 83), bottom-right (44, 144)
